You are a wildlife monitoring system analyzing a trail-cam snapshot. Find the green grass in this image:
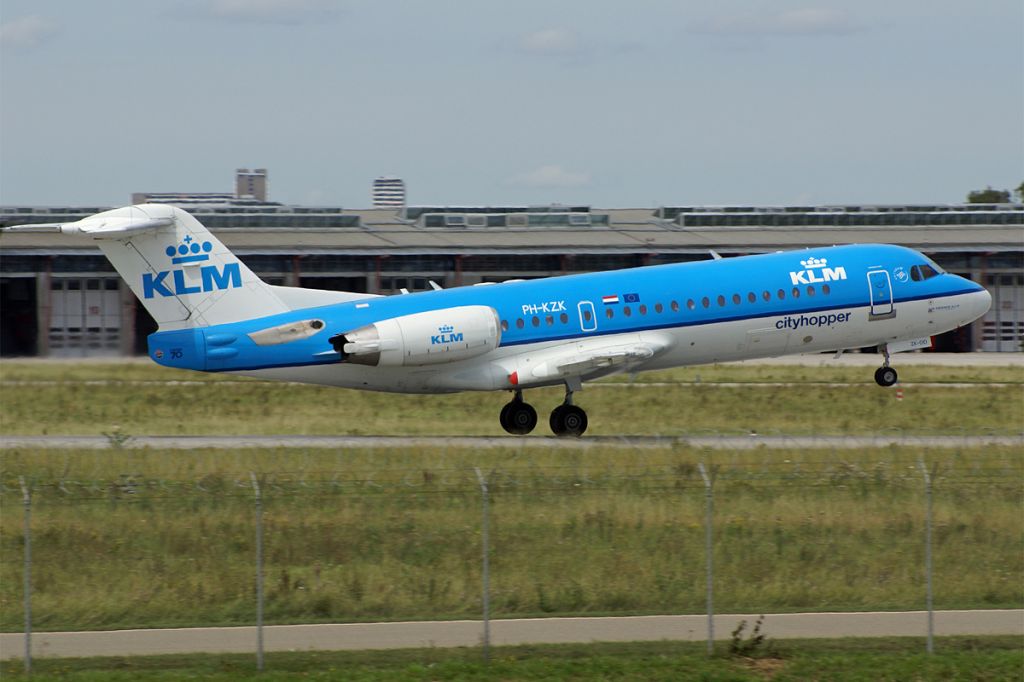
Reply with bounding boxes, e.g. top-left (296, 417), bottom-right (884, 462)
top-left (2, 446), bottom-right (1021, 632)
top-left (2, 638), bottom-right (1021, 681)
top-left (1, 362), bottom-right (1021, 436)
